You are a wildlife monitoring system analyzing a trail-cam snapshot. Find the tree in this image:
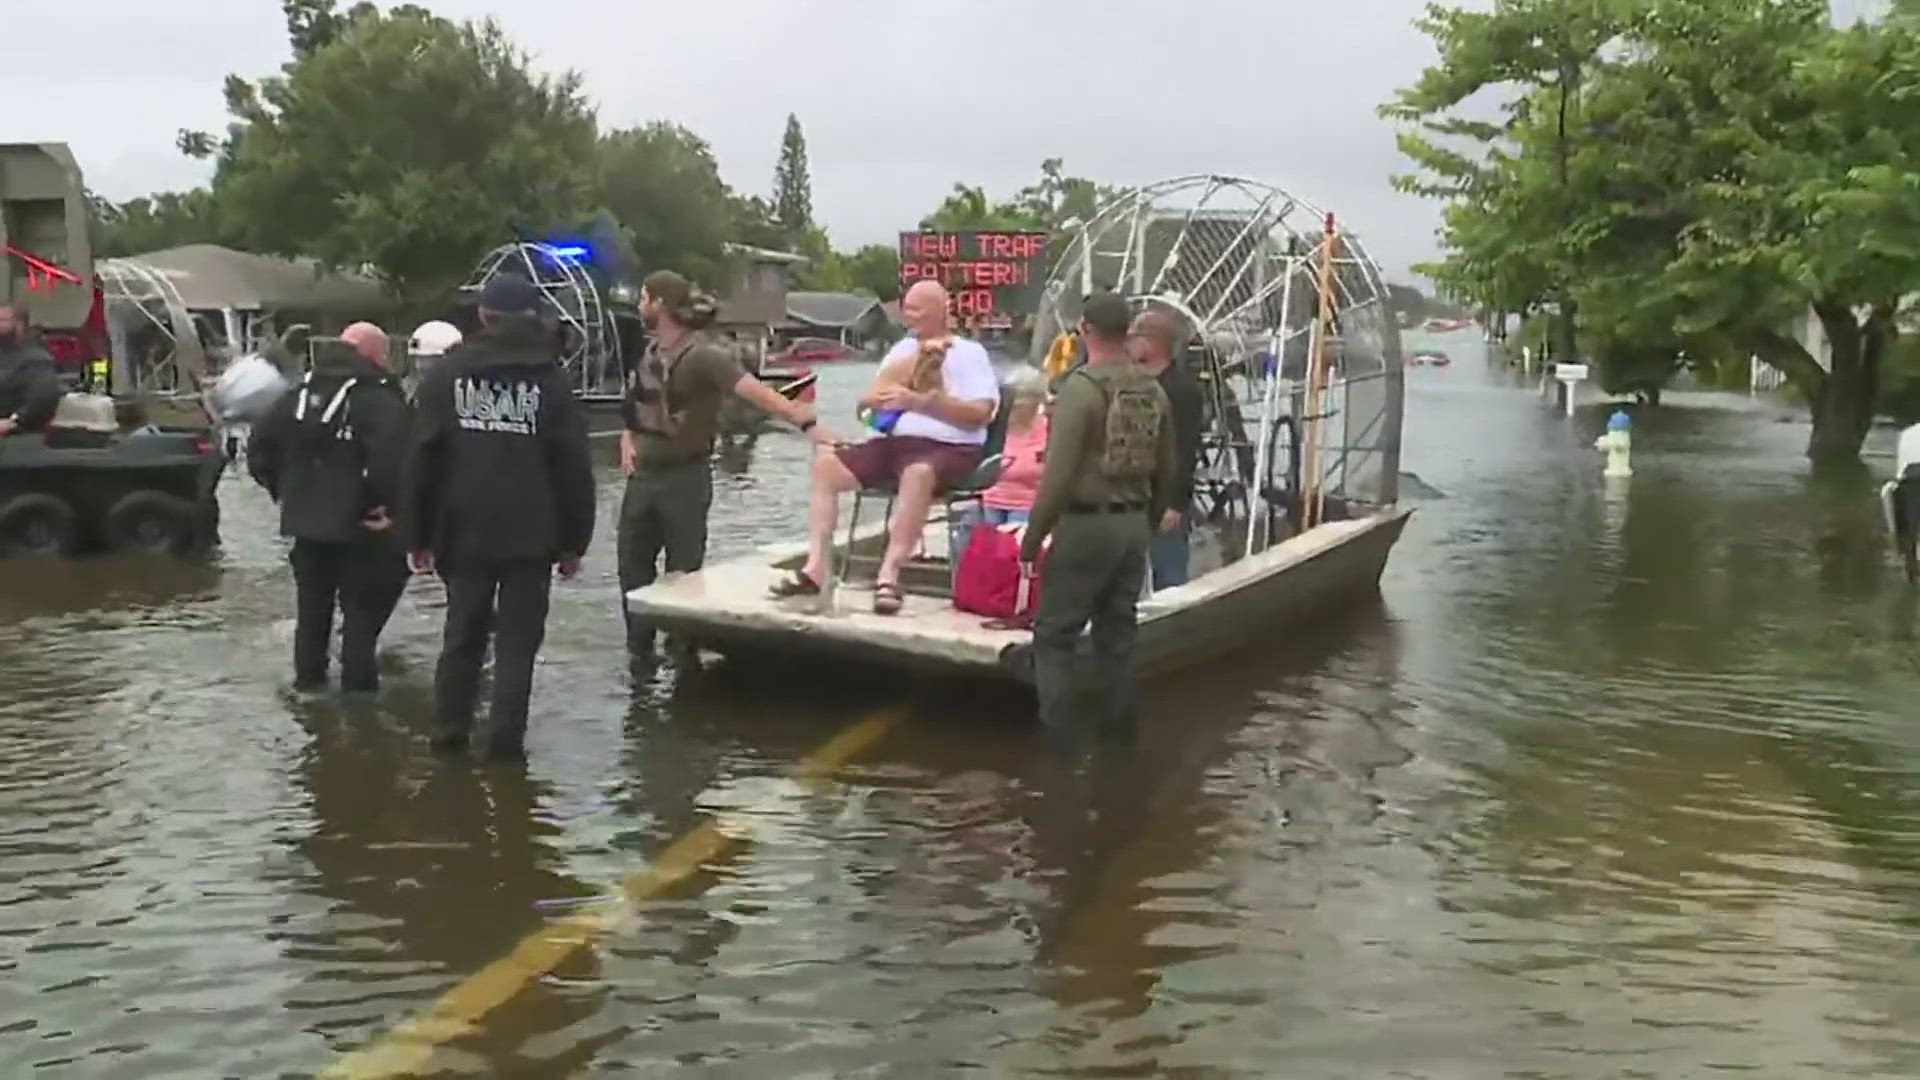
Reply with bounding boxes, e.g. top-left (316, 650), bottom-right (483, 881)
top-left (89, 189), bottom-right (230, 257)
top-left (596, 122), bottom-right (738, 287)
top-left (918, 183), bottom-right (1041, 233)
top-left (1388, 0), bottom-right (1920, 465)
top-left (841, 244), bottom-right (903, 301)
top-left (771, 113), bottom-right (814, 249)
top-left (282, 0), bottom-right (353, 58)
top-left (1384, 0), bottom-right (1637, 366)
top-left (184, 6), bottom-right (598, 300)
